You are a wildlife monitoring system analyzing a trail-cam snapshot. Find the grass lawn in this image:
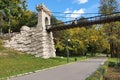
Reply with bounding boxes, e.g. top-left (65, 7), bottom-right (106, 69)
top-left (0, 40), bottom-right (86, 79)
top-left (0, 50), bottom-right (86, 79)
